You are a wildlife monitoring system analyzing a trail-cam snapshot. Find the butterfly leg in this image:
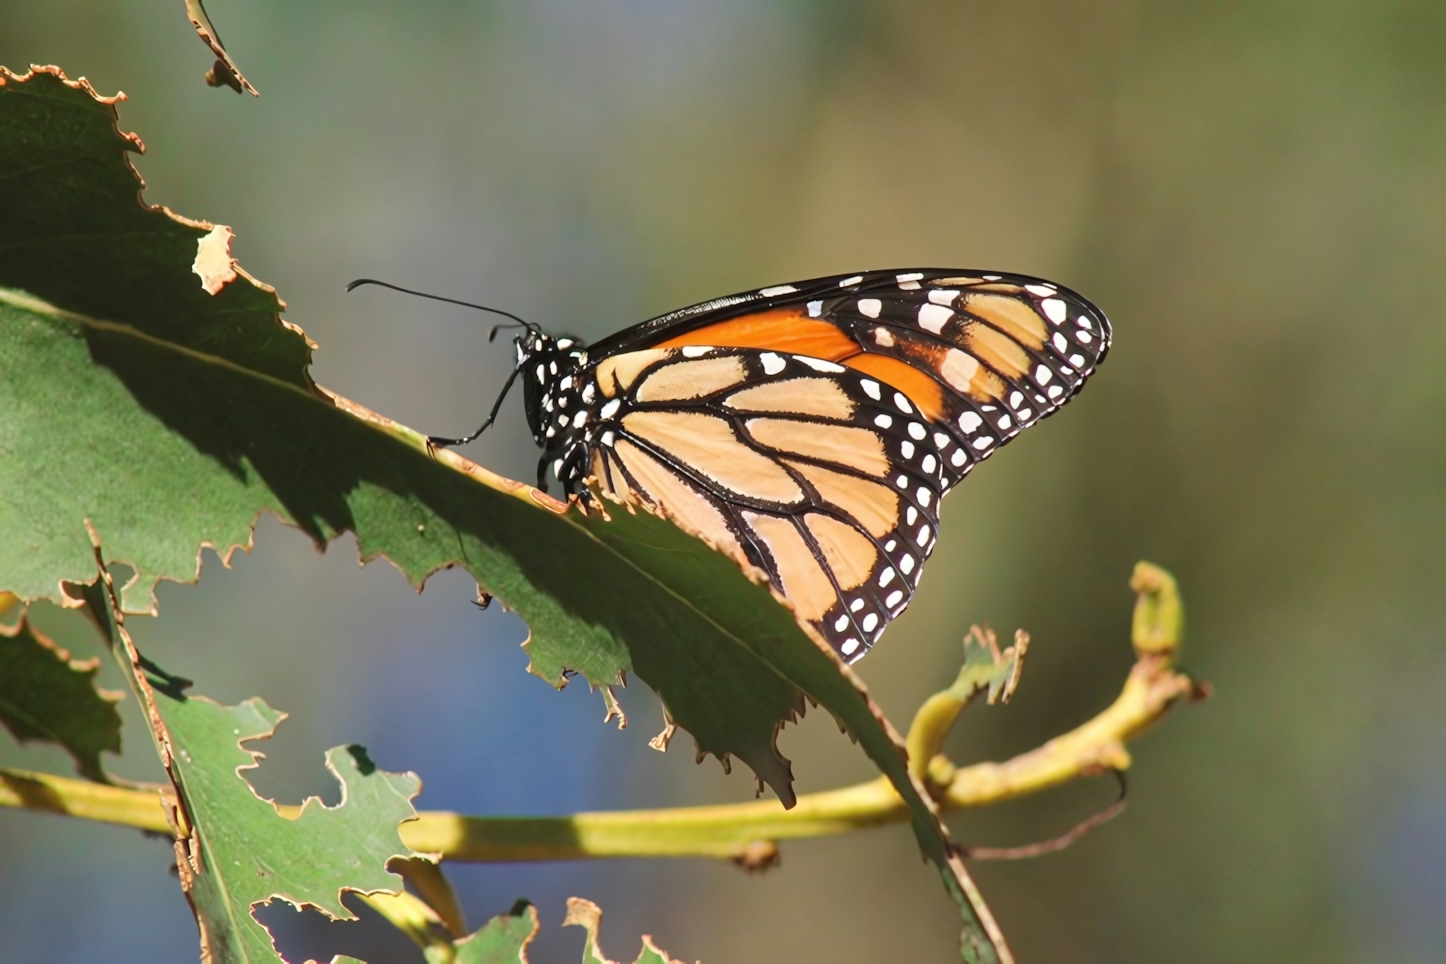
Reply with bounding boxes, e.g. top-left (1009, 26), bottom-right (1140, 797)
top-left (427, 364), bottom-right (522, 448)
